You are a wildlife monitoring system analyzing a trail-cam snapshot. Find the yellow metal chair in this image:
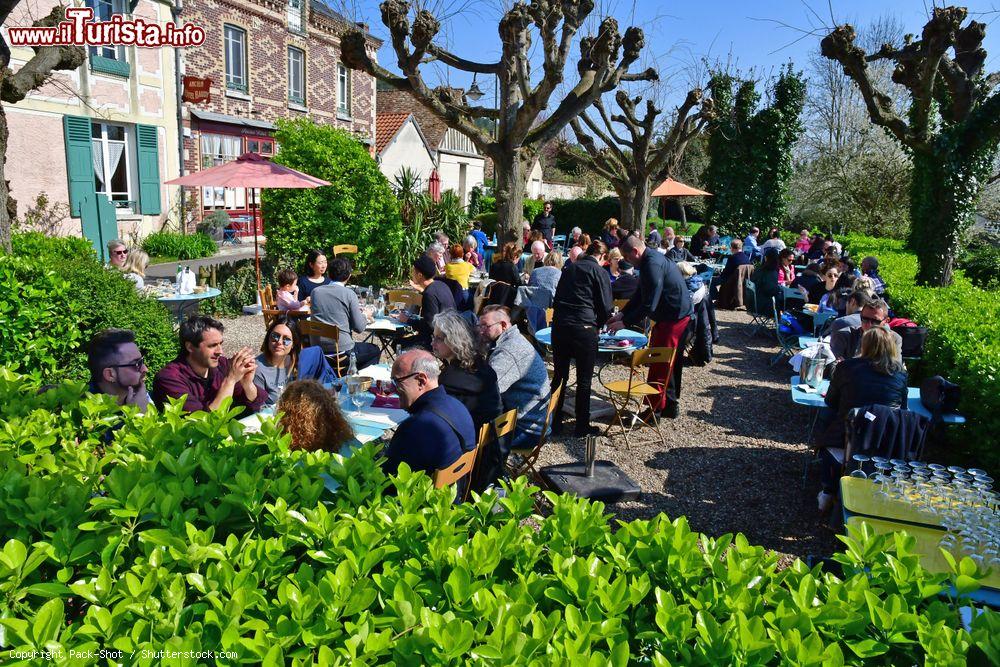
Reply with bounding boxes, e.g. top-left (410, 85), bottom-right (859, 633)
top-left (465, 408), bottom-right (518, 500)
top-left (433, 448), bottom-right (478, 490)
top-left (602, 347), bottom-right (676, 445)
top-left (386, 289), bottom-right (423, 310)
top-left (507, 383), bottom-right (563, 482)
